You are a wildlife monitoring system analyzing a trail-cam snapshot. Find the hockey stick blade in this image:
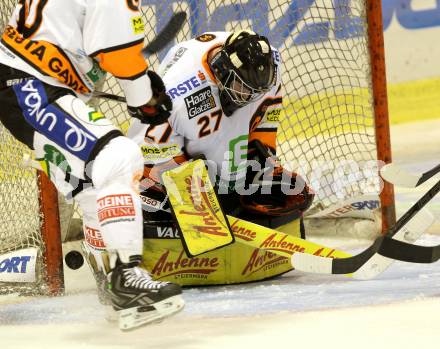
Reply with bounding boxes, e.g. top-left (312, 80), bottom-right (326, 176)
top-left (92, 11), bottom-right (187, 104)
top-left (292, 177), bottom-right (440, 276)
top-left (381, 163), bottom-right (440, 188)
top-left (295, 208), bottom-right (435, 278)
